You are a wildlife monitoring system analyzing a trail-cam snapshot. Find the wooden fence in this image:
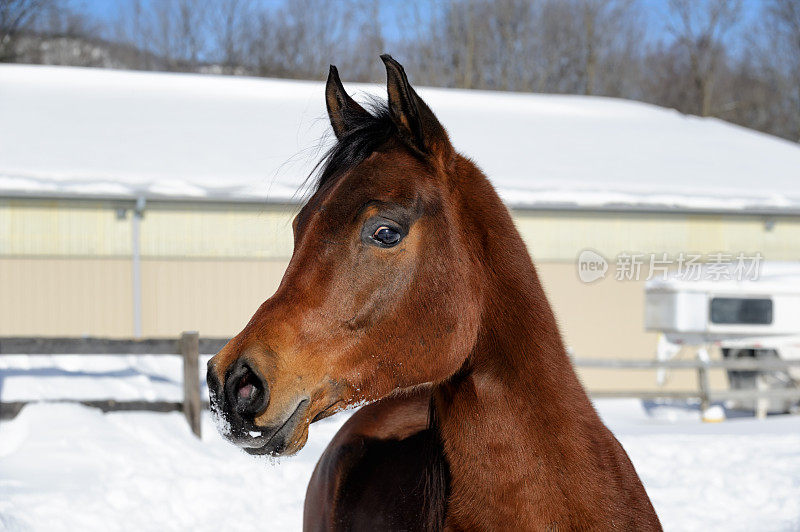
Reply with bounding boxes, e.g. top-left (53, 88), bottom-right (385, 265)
top-left (573, 357), bottom-right (800, 419)
top-left (2, 336), bottom-right (799, 434)
top-left (0, 333), bottom-right (229, 437)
